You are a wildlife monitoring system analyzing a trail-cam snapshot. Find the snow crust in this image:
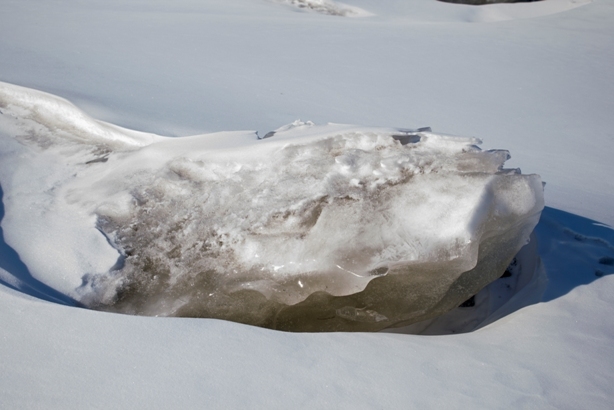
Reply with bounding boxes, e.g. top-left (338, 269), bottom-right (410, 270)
top-left (0, 81), bottom-right (543, 330)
